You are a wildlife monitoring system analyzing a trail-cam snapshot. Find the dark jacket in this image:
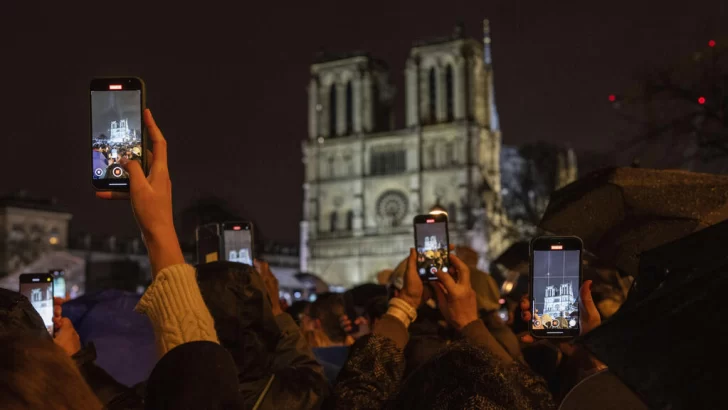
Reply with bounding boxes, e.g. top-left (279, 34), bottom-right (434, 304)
top-left (0, 288), bottom-right (142, 409)
top-left (197, 261), bottom-right (329, 409)
top-left (331, 314), bottom-right (555, 410)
